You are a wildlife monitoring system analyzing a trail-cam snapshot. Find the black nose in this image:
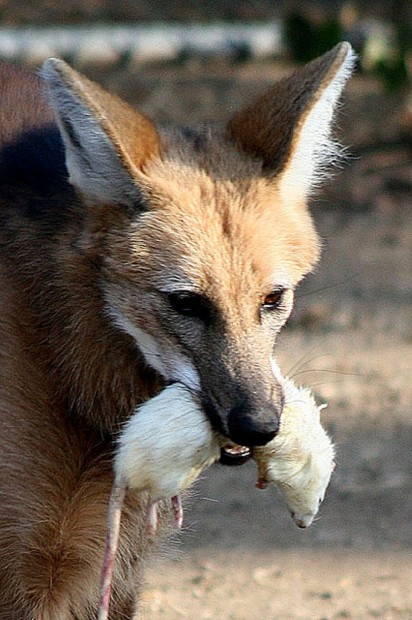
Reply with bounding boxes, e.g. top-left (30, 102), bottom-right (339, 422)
top-left (228, 402), bottom-right (280, 447)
